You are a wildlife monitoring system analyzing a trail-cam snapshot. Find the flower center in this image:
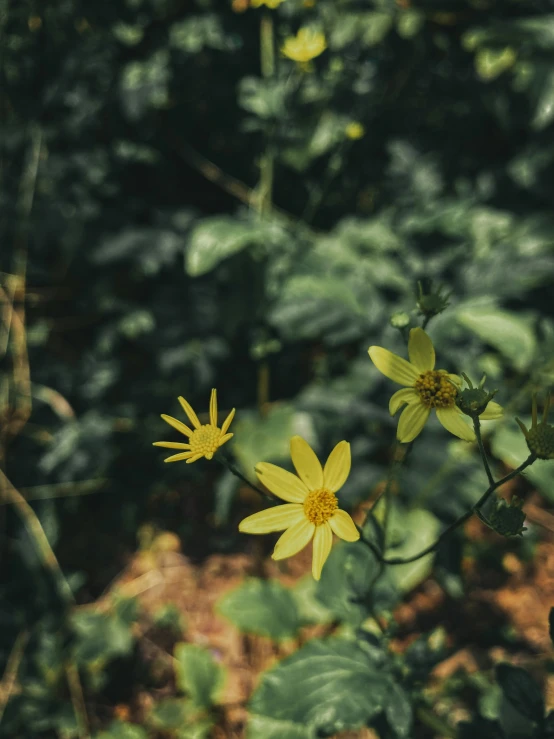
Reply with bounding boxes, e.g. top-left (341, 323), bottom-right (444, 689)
top-left (189, 424), bottom-right (220, 457)
top-left (303, 488), bottom-right (338, 526)
top-left (415, 370), bottom-right (457, 409)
